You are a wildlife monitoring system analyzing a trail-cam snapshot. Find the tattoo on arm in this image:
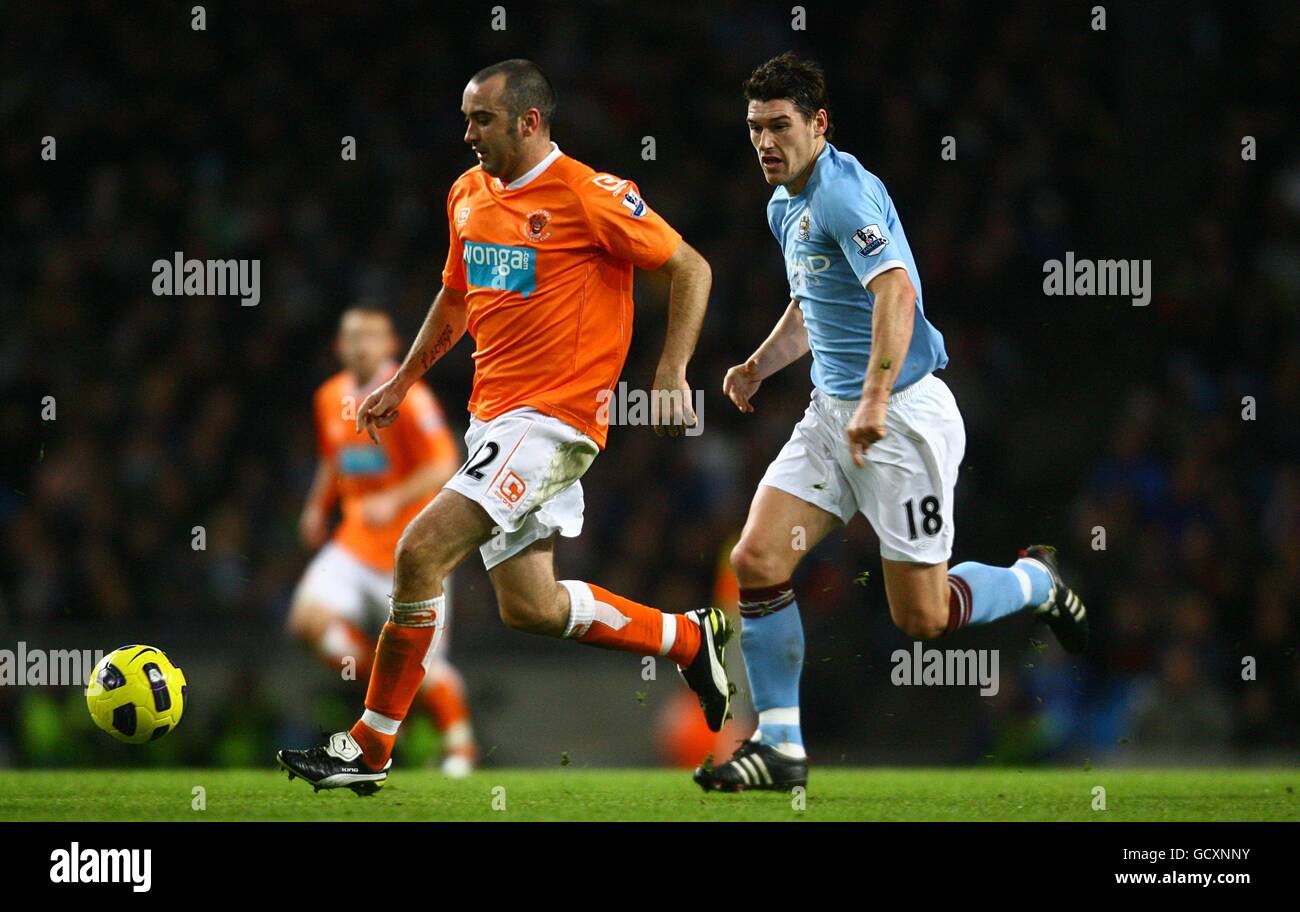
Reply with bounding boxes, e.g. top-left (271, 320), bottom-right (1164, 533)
top-left (880, 357), bottom-right (892, 370)
top-left (420, 324), bottom-right (454, 371)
